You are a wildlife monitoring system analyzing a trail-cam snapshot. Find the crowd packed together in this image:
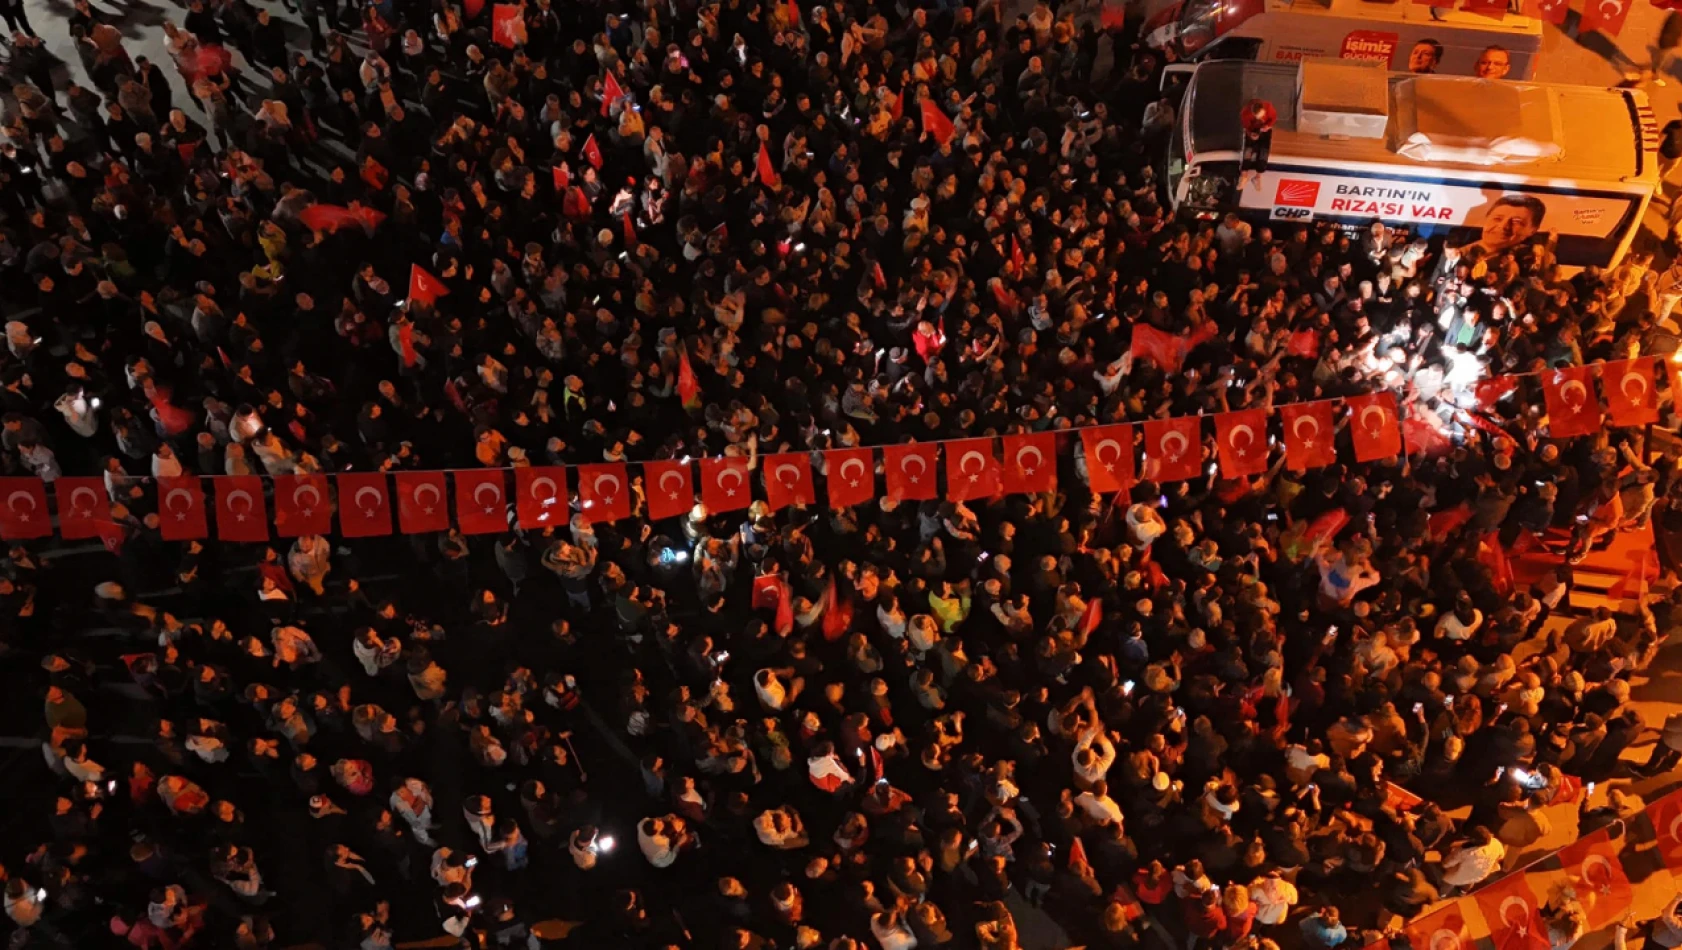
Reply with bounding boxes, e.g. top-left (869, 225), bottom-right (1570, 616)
top-left (5, 0), bottom-right (1682, 948)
